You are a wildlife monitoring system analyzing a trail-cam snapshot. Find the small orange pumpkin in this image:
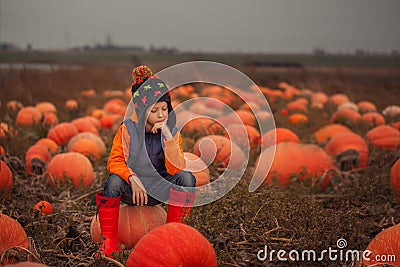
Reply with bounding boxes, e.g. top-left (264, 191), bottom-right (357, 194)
top-left (35, 102), bottom-right (57, 115)
top-left (357, 101), bottom-right (377, 113)
top-left (15, 106), bottom-right (42, 126)
top-left (65, 99), bottom-right (79, 111)
top-left (25, 144), bottom-right (52, 174)
top-left (6, 100), bottom-right (23, 111)
top-left (361, 112), bottom-right (385, 127)
top-left (311, 92), bottom-right (329, 105)
top-left (330, 94), bottom-right (350, 106)
top-left (33, 201), bottom-right (53, 215)
top-left (324, 132), bottom-right (368, 170)
top-left (286, 100), bottom-right (308, 113)
top-left (288, 113), bottom-right (308, 125)
top-left (330, 109), bottom-right (361, 128)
